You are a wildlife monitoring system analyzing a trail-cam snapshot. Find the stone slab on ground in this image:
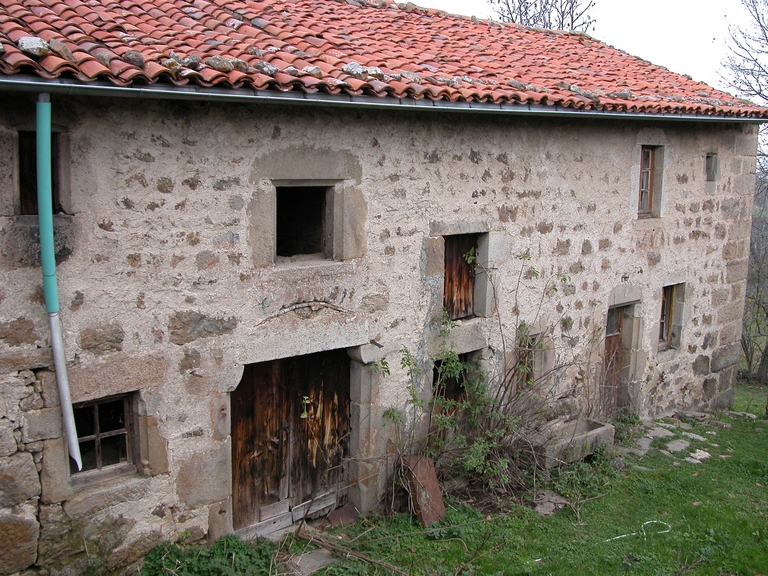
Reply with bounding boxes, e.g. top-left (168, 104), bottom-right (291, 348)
top-left (403, 455), bottom-right (445, 528)
top-left (534, 489), bottom-right (570, 516)
top-left (690, 449), bottom-right (711, 460)
top-left (666, 439), bottom-right (690, 453)
top-left (676, 411), bottom-right (710, 421)
top-left (288, 549), bottom-right (337, 576)
top-left (682, 432), bottom-right (706, 442)
top-left (647, 427), bottom-right (675, 439)
top-left (726, 411), bottom-right (757, 419)
top-left (327, 503), bottom-right (360, 528)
